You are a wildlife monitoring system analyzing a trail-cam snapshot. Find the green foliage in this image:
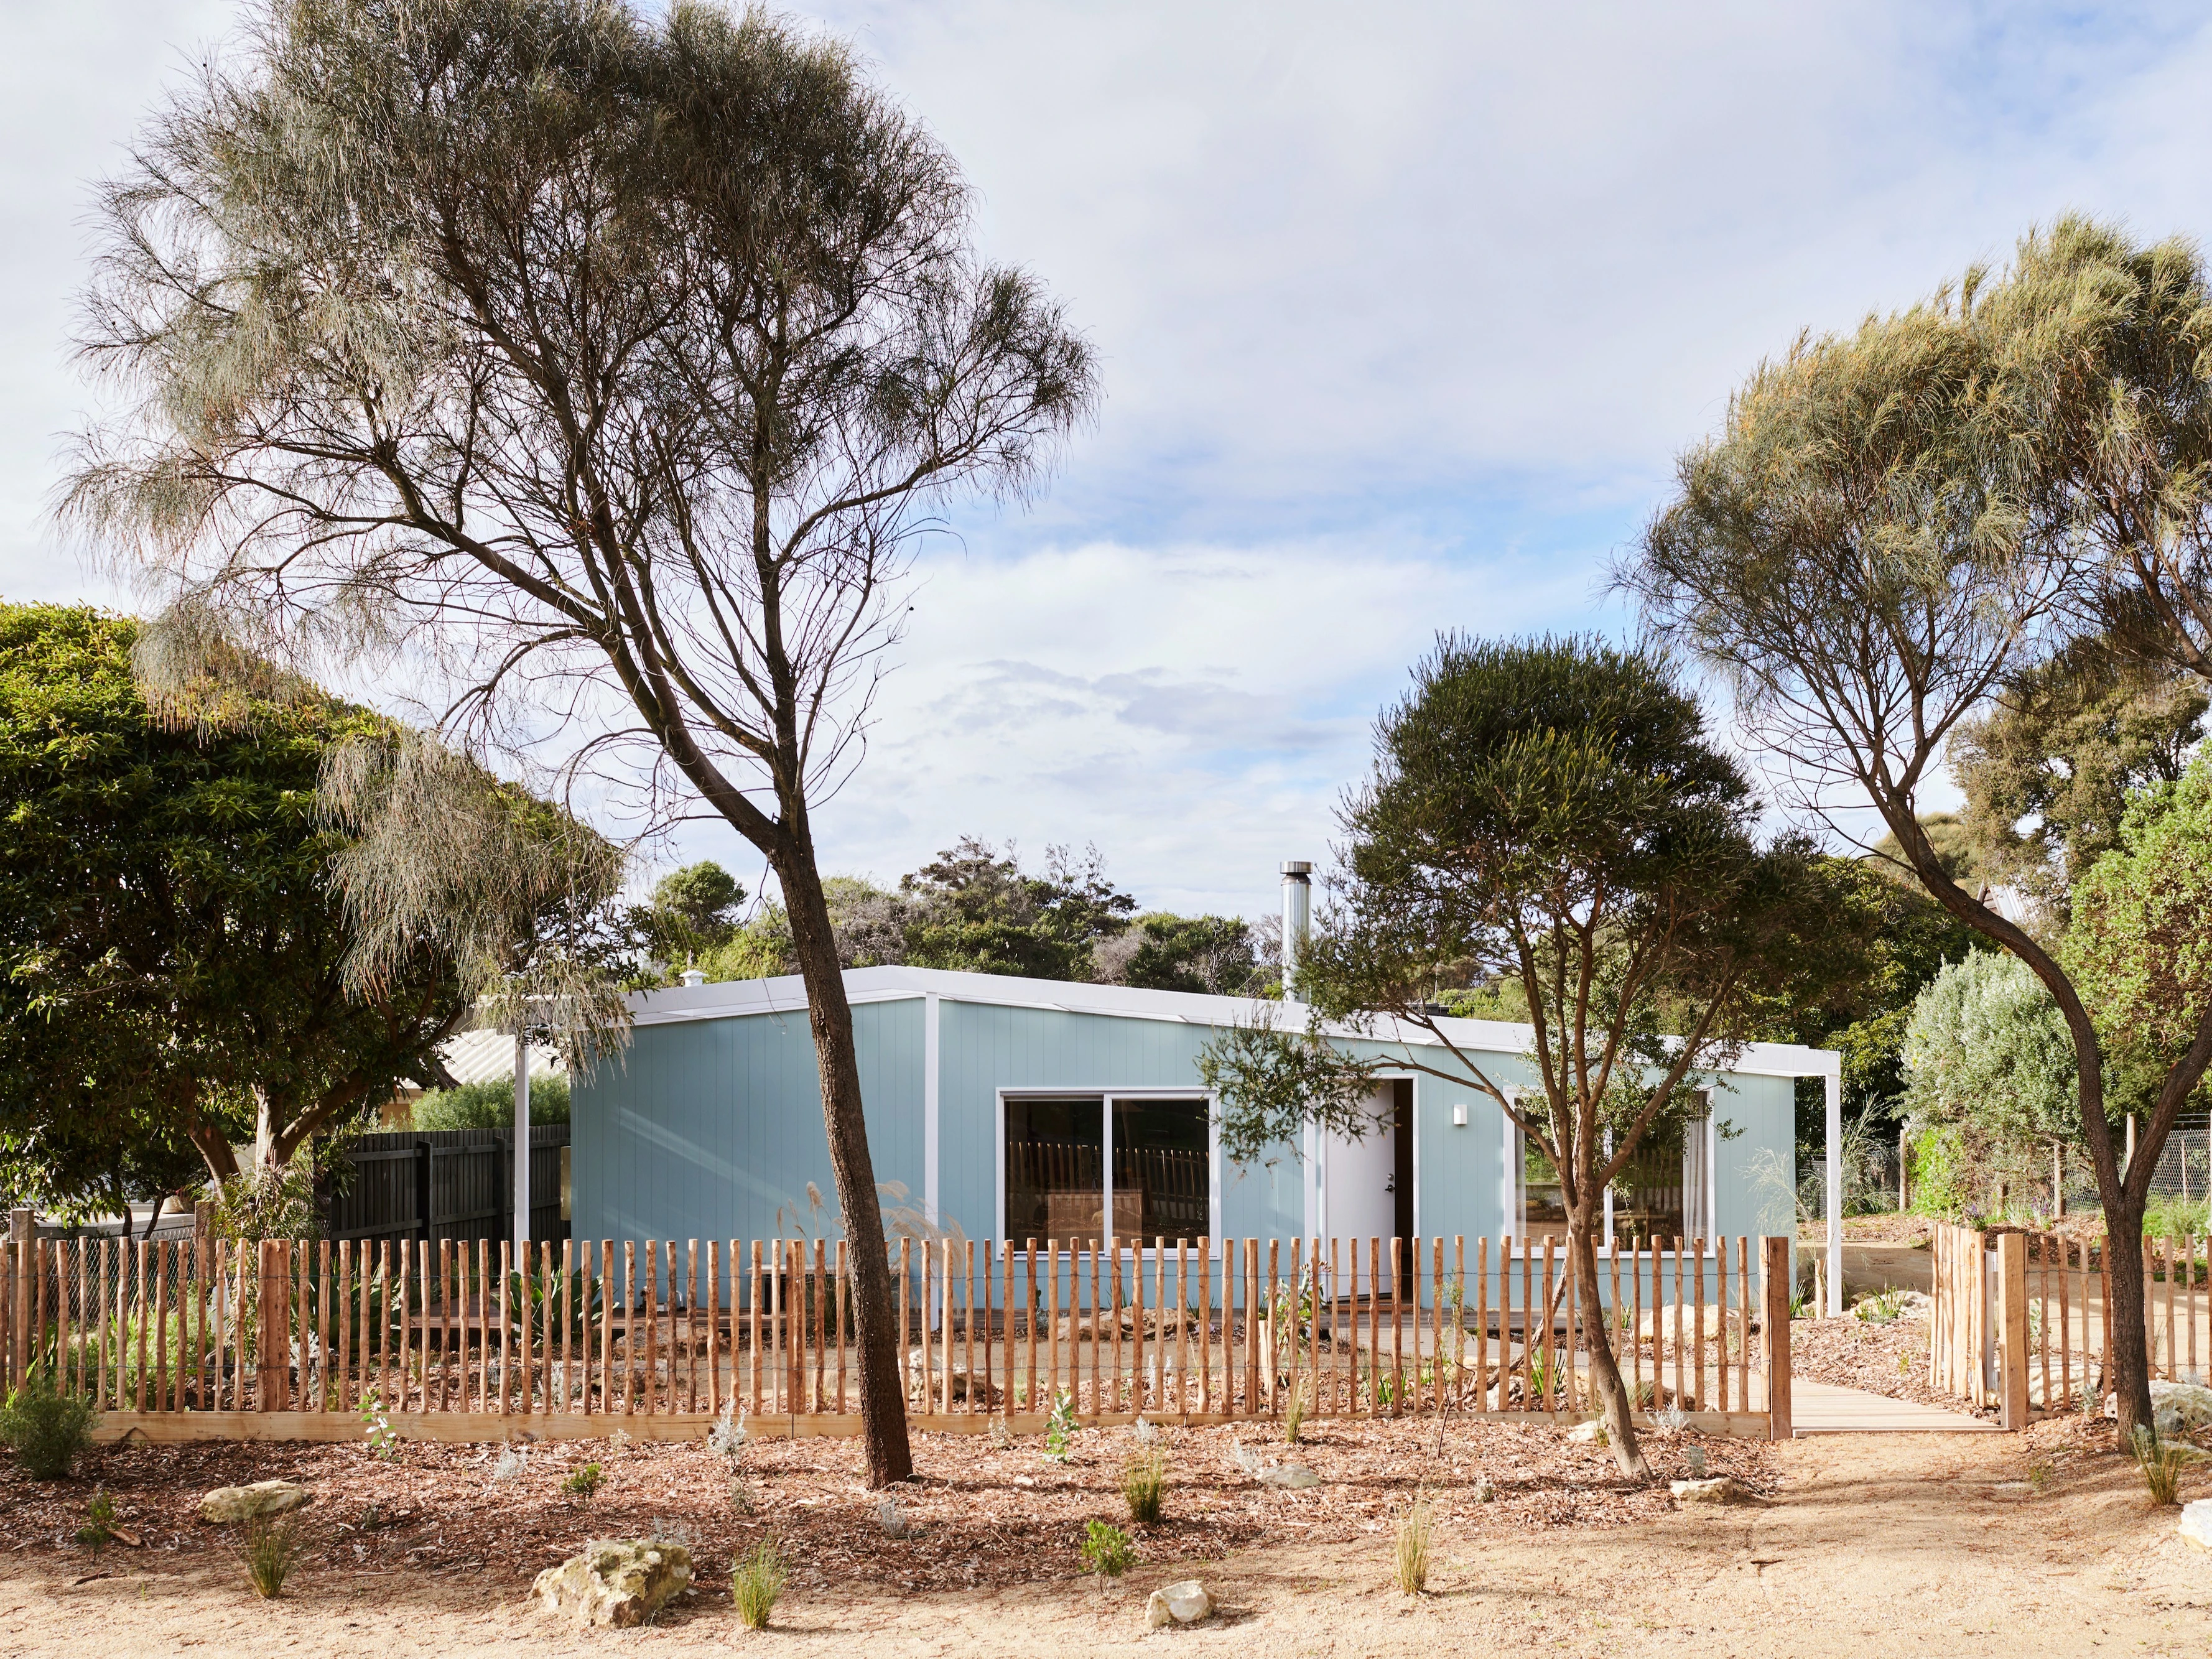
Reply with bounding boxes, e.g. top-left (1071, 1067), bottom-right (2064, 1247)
top-left (360, 1389), bottom-right (398, 1459)
top-left (732, 1540), bottom-right (785, 1629)
top-left (1097, 913), bottom-right (1262, 995)
top-left (562, 1462), bottom-right (602, 1501)
top-left (0, 602), bottom-right (459, 1208)
top-left (1902, 951), bottom-right (2084, 1158)
top-left (1197, 1005), bottom-right (1382, 1168)
top-left (638, 862), bottom-right (746, 969)
top-left (1078, 1520), bottom-right (1135, 1578)
top-left (2131, 1426), bottom-right (2188, 1507)
top-left (77, 1487), bottom-right (118, 1557)
top-left (899, 840), bottom-right (1135, 980)
top-left (1043, 1392), bottom-right (1078, 1462)
top-left (1854, 1290), bottom-right (1907, 1324)
top-left (1121, 1447), bottom-right (1167, 1525)
top-left (2070, 751), bottom-right (2212, 1086)
top-left (412, 1073), bottom-right (570, 1130)
top-left (1905, 1126), bottom-right (1972, 1218)
top-left (2142, 1194), bottom-right (2211, 1240)
top-left (239, 1514), bottom-right (303, 1598)
top-left (0, 1368), bottom-right (98, 1479)
top-left (1953, 639), bottom-right (2206, 927)
top-left (1209, 636), bottom-right (1868, 1240)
